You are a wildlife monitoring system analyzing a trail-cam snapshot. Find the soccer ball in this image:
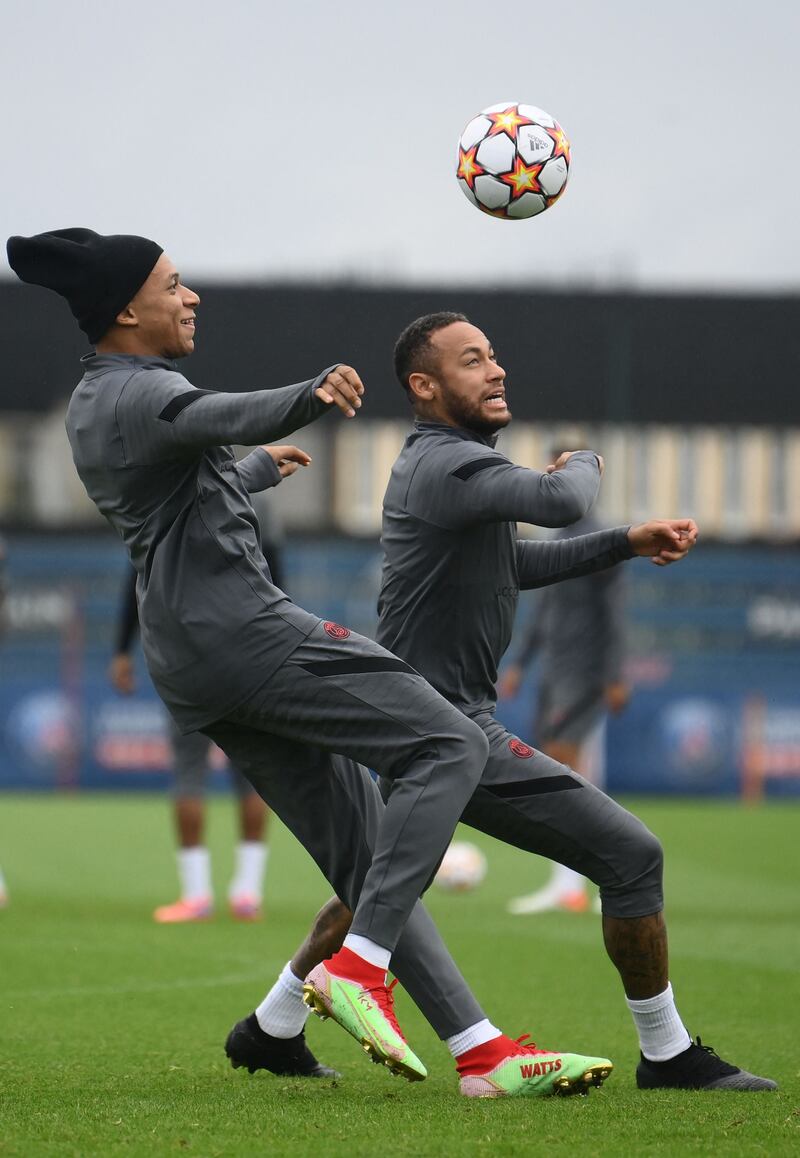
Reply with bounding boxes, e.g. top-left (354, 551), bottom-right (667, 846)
top-left (455, 102), bottom-right (571, 220)
top-left (434, 841), bottom-right (488, 892)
